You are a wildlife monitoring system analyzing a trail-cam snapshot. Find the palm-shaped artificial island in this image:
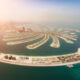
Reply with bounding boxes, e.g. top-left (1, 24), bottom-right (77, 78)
top-left (3, 26), bottom-right (78, 49)
top-left (0, 24), bottom-right (80, 67)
